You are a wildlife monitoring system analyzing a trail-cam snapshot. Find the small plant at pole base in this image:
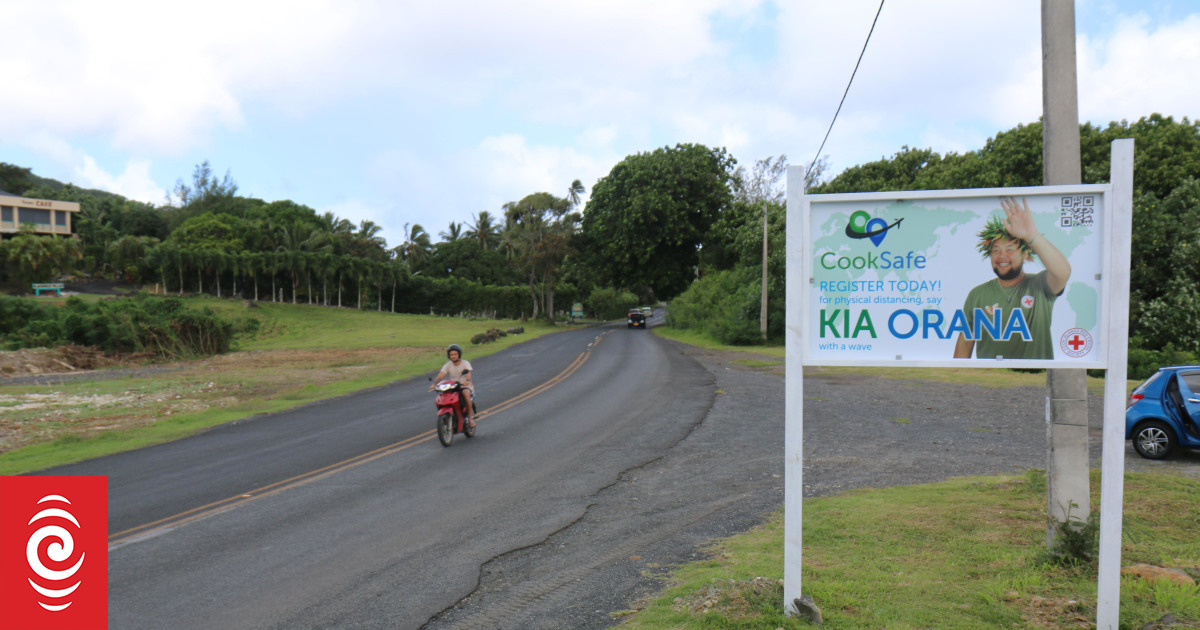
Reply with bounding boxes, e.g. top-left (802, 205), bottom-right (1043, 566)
top-left (1046, 501), bottom-right (1100, 566)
